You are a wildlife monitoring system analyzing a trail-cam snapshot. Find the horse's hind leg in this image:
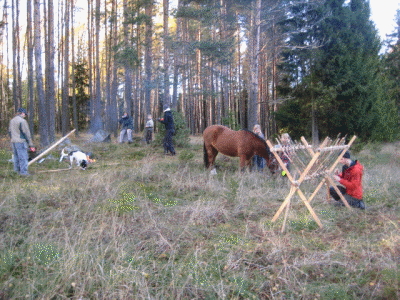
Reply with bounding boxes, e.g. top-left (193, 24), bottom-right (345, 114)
top-left (206, 145), bottom-right (218, 173)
